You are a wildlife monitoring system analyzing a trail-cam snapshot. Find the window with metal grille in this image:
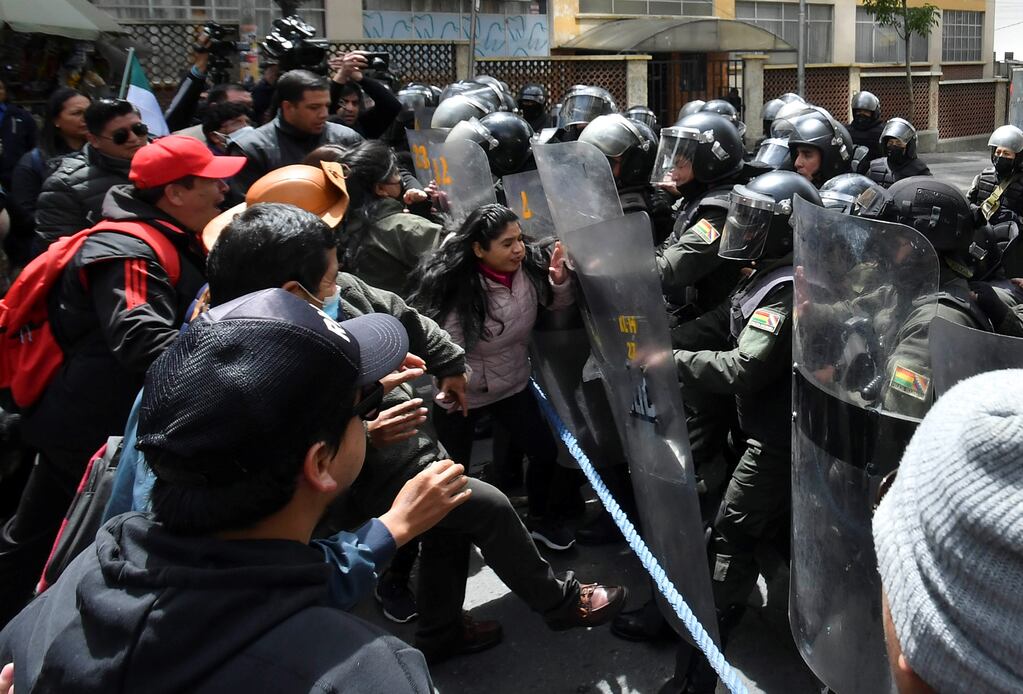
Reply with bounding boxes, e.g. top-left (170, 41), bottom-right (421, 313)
top-left (855, 7), bottom-right (929, 63)
top-left (941, 10), bottom-right (983, 62)
top-left (577, 0), bottom-right (713, 18)
top-left (734, 2), bottom-right (832, 63)
top-left (92, 0), bottom-right (326, 36)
